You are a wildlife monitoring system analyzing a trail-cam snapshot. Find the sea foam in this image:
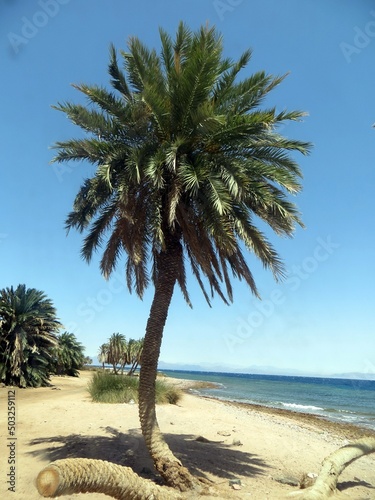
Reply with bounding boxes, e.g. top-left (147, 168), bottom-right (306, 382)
top-left (279, 402), bottom-right (324, 411)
